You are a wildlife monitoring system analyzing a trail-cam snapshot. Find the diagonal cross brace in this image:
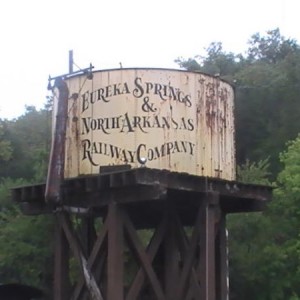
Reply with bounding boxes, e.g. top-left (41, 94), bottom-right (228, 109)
top-left (175, 200), bottom-right (205, 300)
top-left (171, 207), bottom-right (202, 298)
top-left (59, 212), bottom-right (104, 300)
top-left (125, 215), bottom-right (168, 300)
top-left (122, 210), bottom-right (166, 300)
top-left (71, 219), bottom-right (109, 300)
